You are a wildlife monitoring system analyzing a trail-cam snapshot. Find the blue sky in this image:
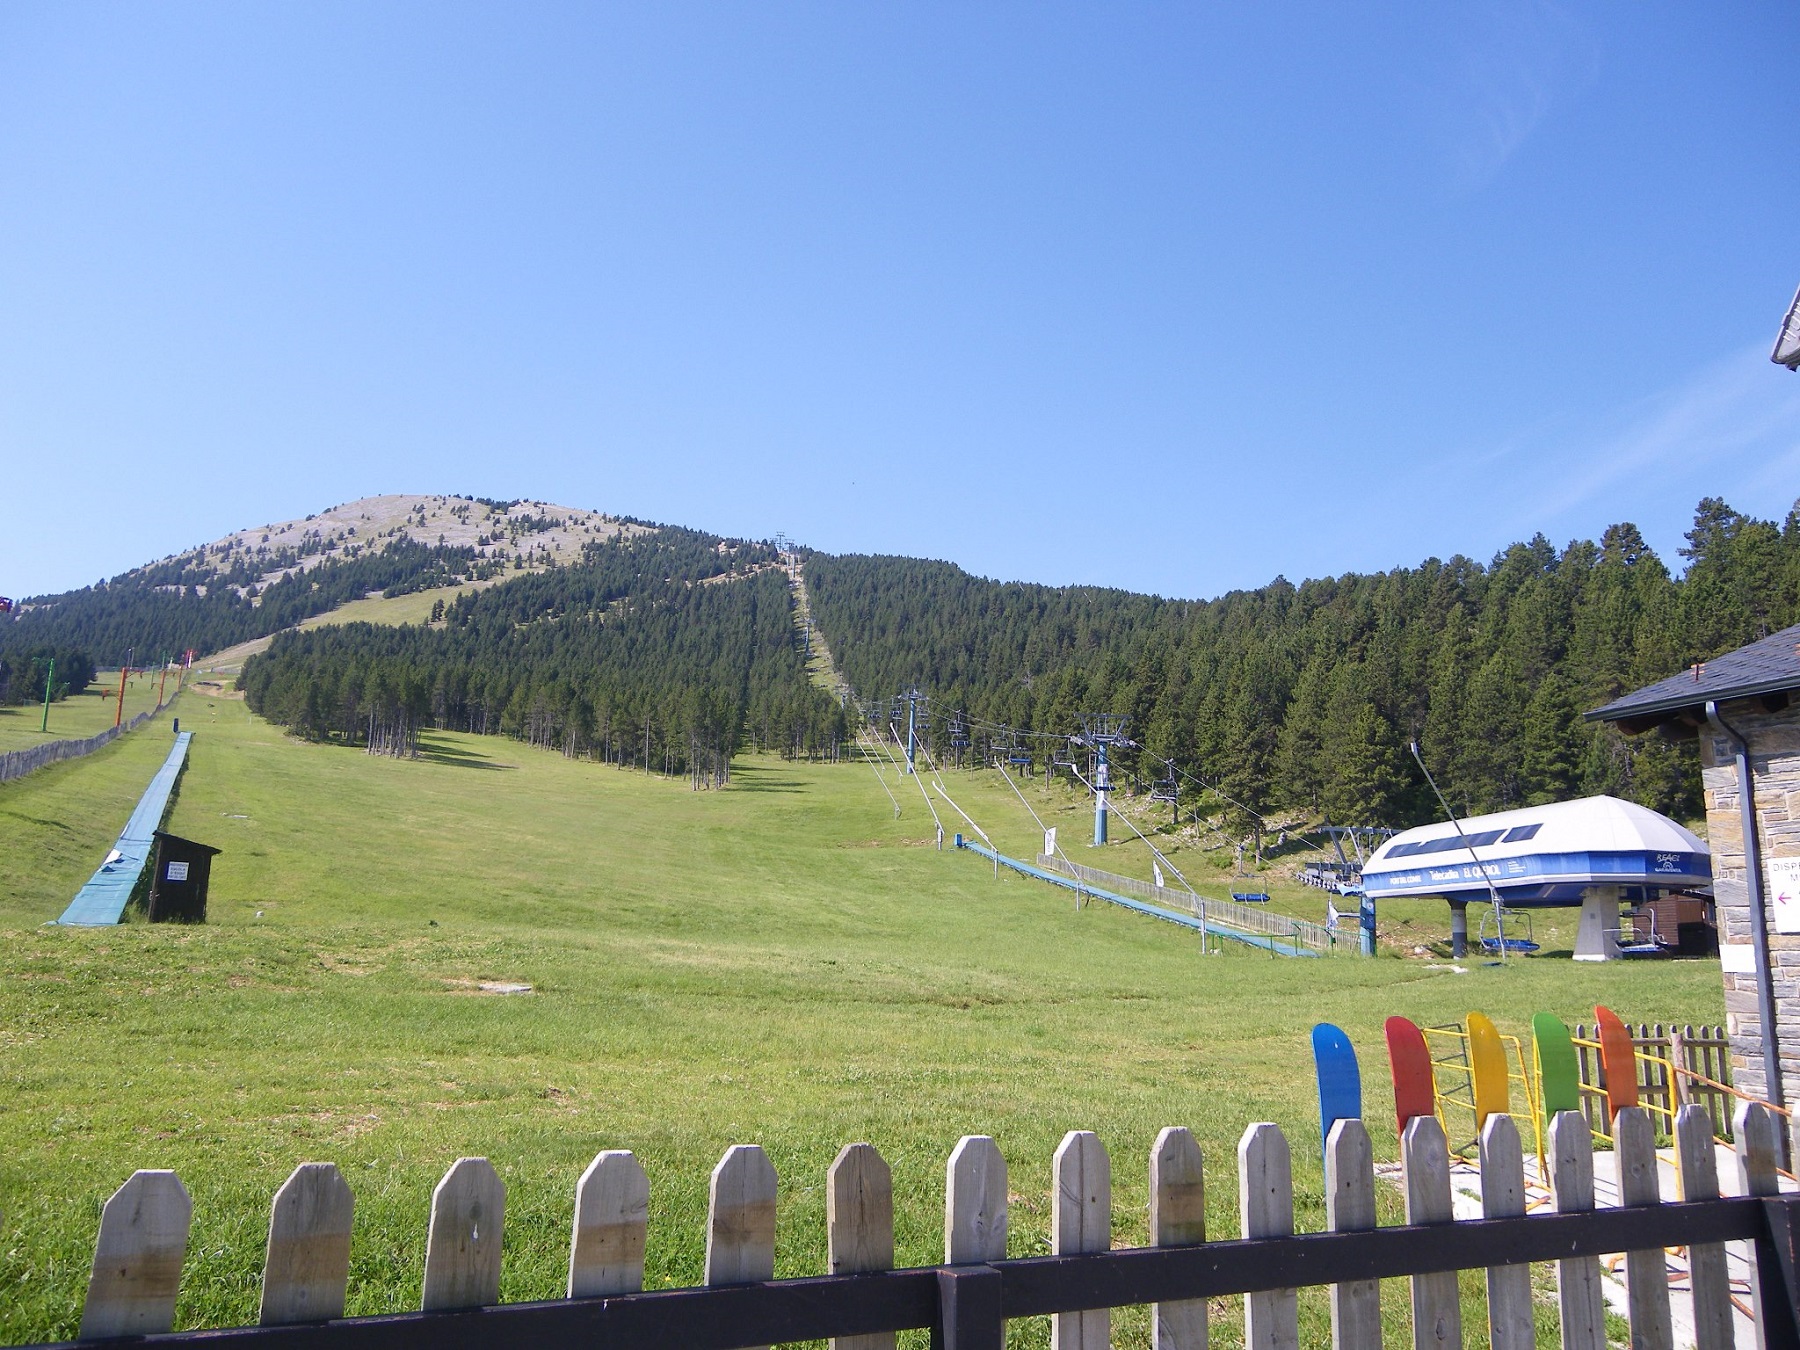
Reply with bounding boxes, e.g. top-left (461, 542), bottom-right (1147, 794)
top-left (3, 3), bottom-right (1796, 599)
